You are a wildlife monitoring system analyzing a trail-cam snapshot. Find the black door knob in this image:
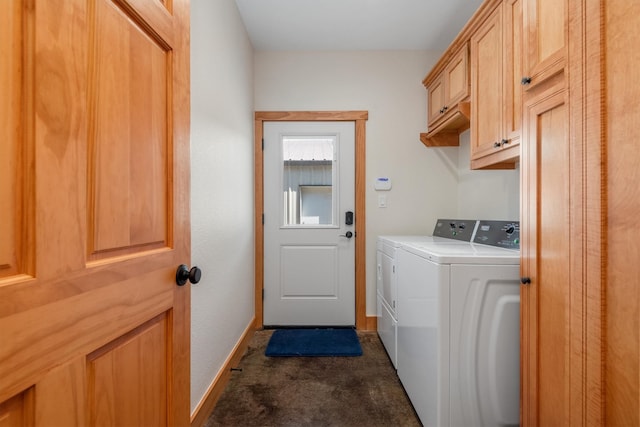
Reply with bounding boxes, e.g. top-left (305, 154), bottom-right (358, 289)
top-left (339, 231), bottom-right (353, 239)
top-left (521, 76), bottom-right (532, 85)
top-left (176, 264), bottom-right (202, 286)
top-left (520, 277), bottom-right (531, 285)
